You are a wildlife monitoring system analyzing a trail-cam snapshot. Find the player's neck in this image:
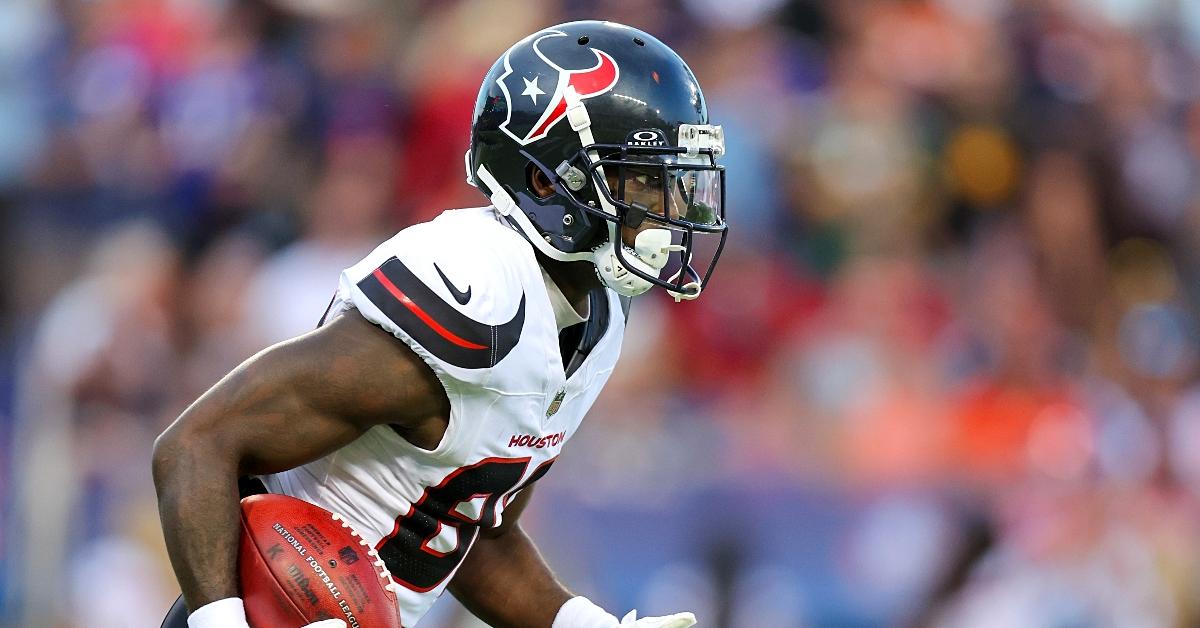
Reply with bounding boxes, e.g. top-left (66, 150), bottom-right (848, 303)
top-left (536, 254), bottom-right (599, 317)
